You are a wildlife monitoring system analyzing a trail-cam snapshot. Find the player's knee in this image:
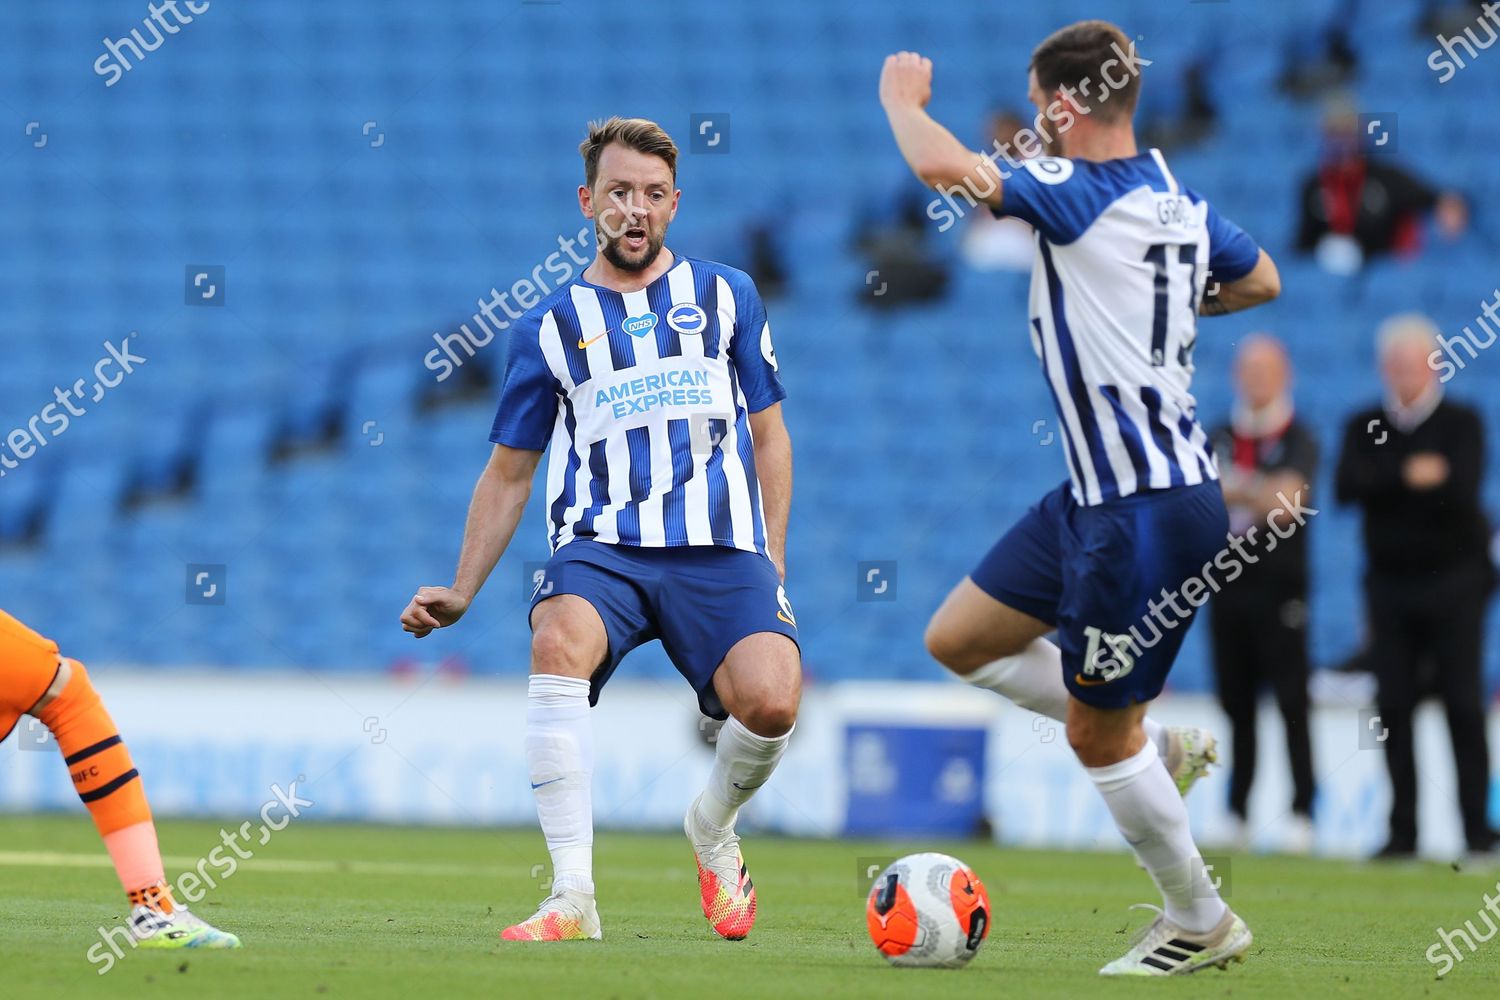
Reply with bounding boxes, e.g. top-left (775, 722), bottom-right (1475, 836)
top-left (736, 695), bottom-right (798, 738)
top-left (1067, 726), bottom-right (1110, 767)
top-left (23, 657), bottom-right (74, 718)
top-left (1065, 714), bottom-right (1127, 768)
top-left (1064, 714), bottom-right (1090, 755)
top-left (529, 623), bottom-right (594, 679)
top-left (35, 658), bottom-right (97, 728)
top-left (923, 619), bottom-right (975, 673)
